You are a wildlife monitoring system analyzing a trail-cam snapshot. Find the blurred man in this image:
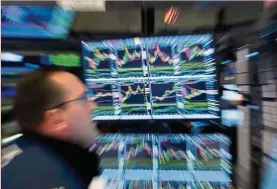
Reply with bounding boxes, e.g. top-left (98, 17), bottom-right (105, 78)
top-left (2, 69), bottom-right (100, 189)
